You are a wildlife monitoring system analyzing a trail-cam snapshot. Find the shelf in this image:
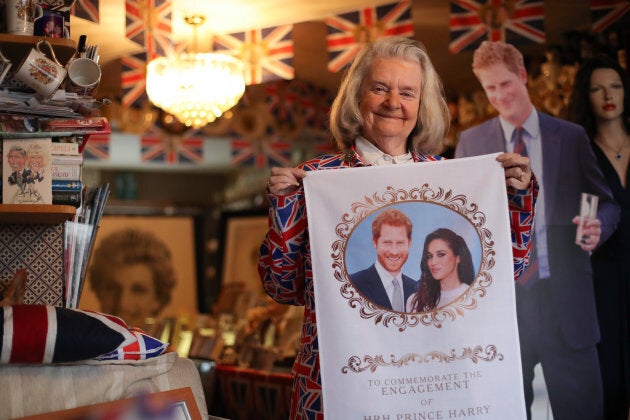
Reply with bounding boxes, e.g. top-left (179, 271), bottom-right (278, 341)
top-left (0, 34), bottom-right (77, 66)
top-left (0, 204), bottom-right (76, 224)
